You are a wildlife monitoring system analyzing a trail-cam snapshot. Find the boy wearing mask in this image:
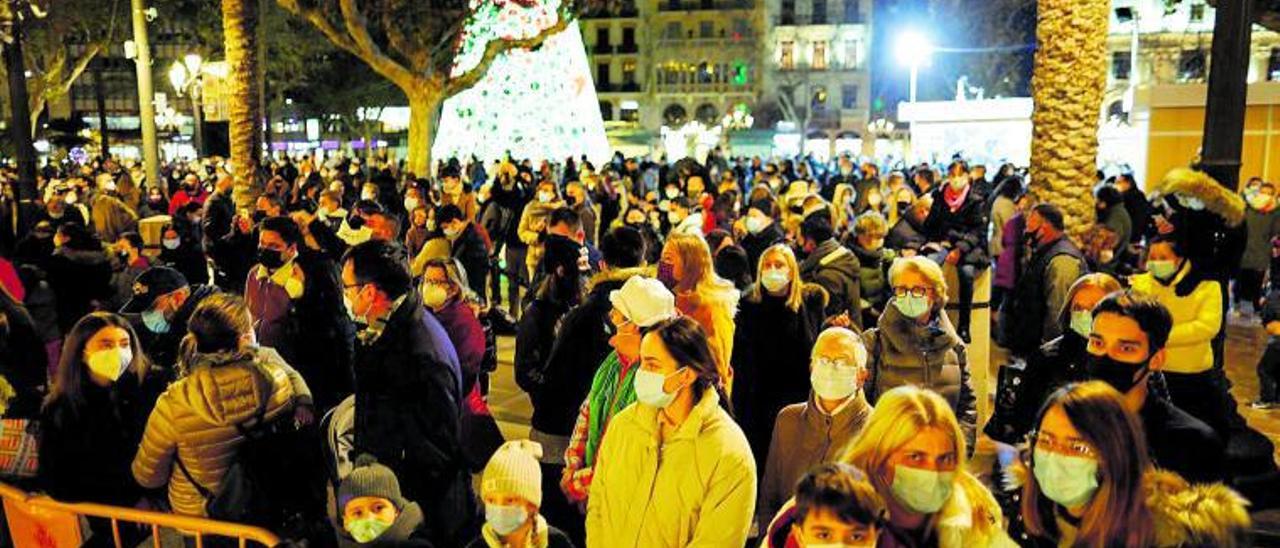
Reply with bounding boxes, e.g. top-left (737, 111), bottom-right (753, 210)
top-left (337, 456), bottom-right (430, 547)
